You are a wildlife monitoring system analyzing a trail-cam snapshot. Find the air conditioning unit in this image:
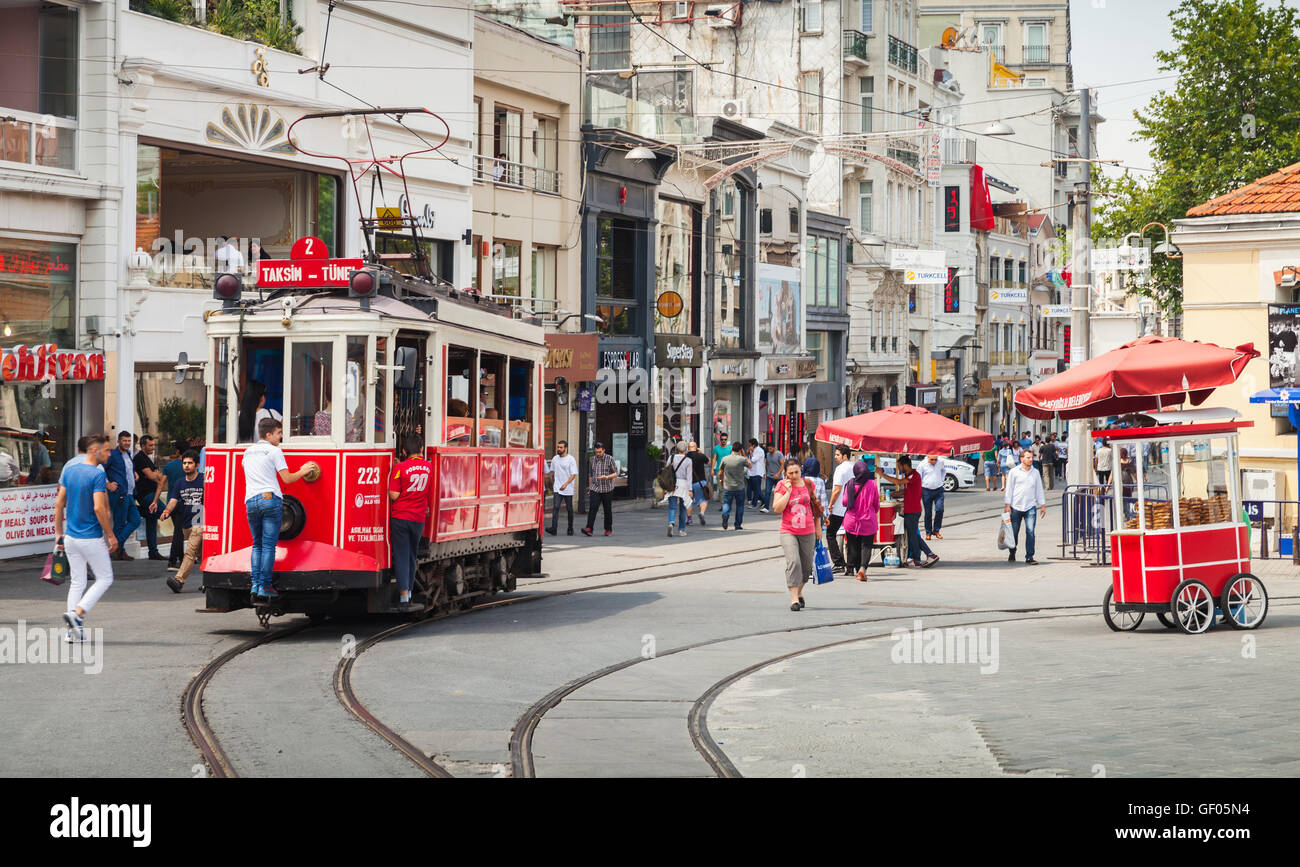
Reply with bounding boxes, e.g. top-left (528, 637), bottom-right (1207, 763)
top-left (719, 98), bottom-right (746, 122)
top-left (1242, 468), bottom-right (1285, 531)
